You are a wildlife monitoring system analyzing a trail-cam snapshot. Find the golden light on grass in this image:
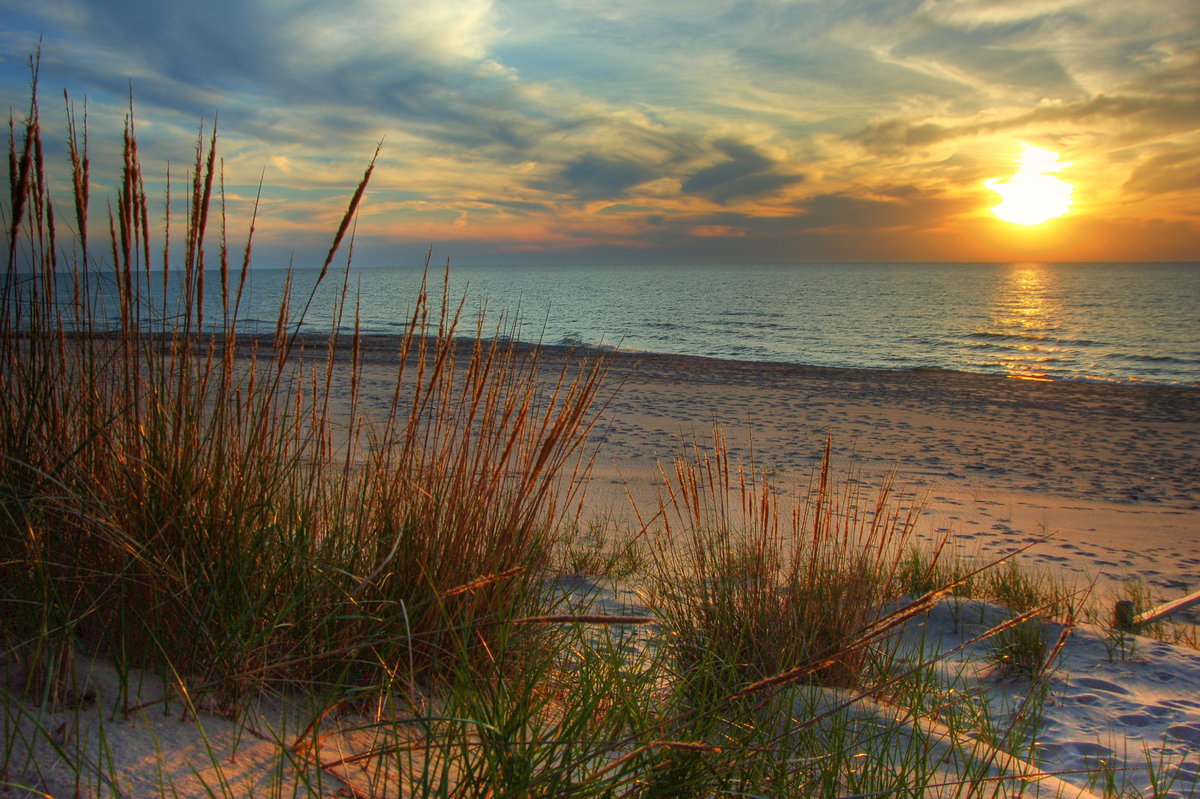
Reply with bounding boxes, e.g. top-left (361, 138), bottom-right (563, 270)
top-left (985, 143), bottom-right (1073, 226)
